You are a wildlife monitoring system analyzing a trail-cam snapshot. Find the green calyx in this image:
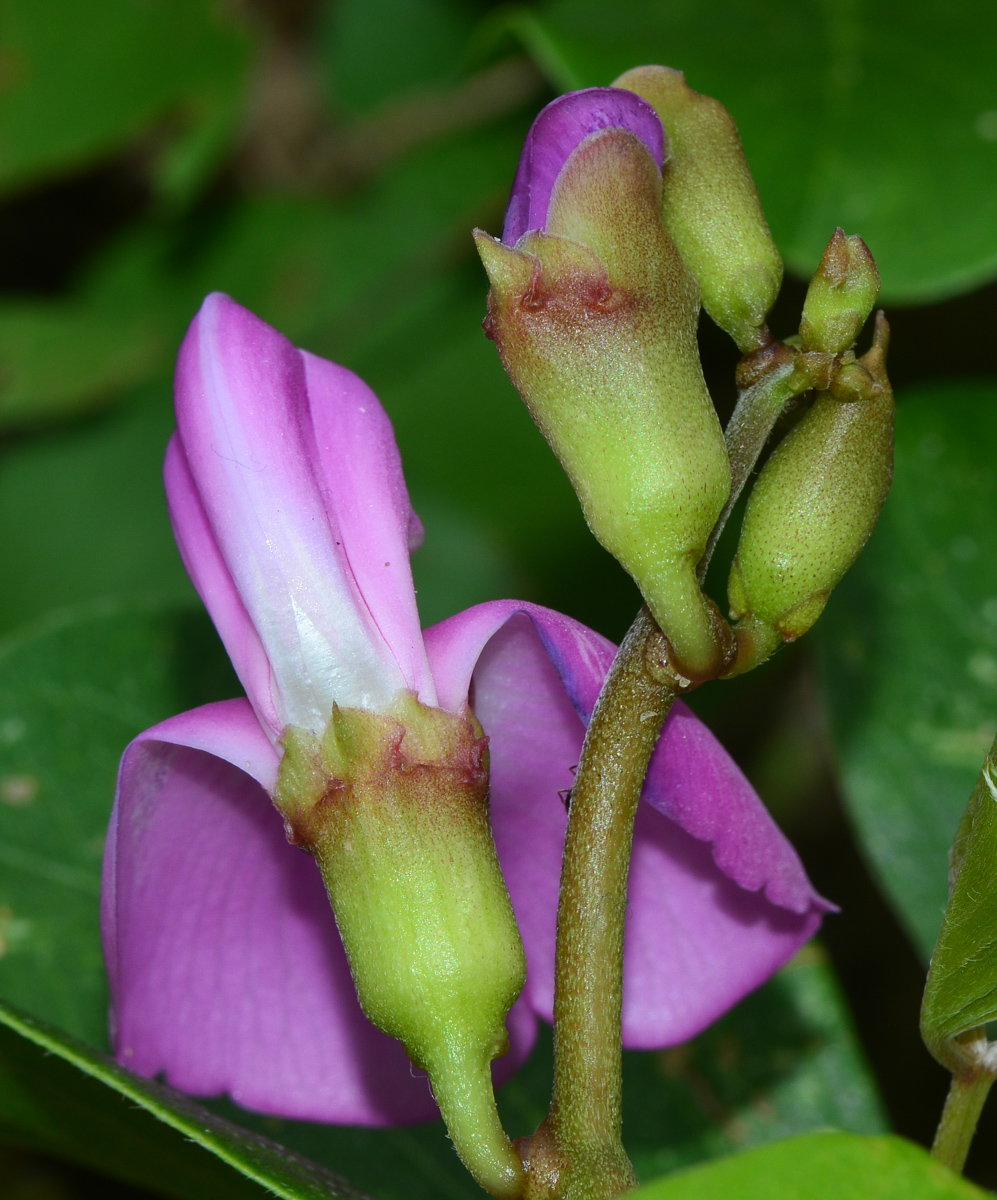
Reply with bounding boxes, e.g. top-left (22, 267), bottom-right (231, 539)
top-left (726, 314), bottom-right (894, 675)
top-left (800, 228), bottom-right (881, 355)
top-left (275, 693), bottom-right (526, 1200)
top-left (475, 126), bottom-right (732, 681)
top-left (615, 65), bottom-right (783, 354)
